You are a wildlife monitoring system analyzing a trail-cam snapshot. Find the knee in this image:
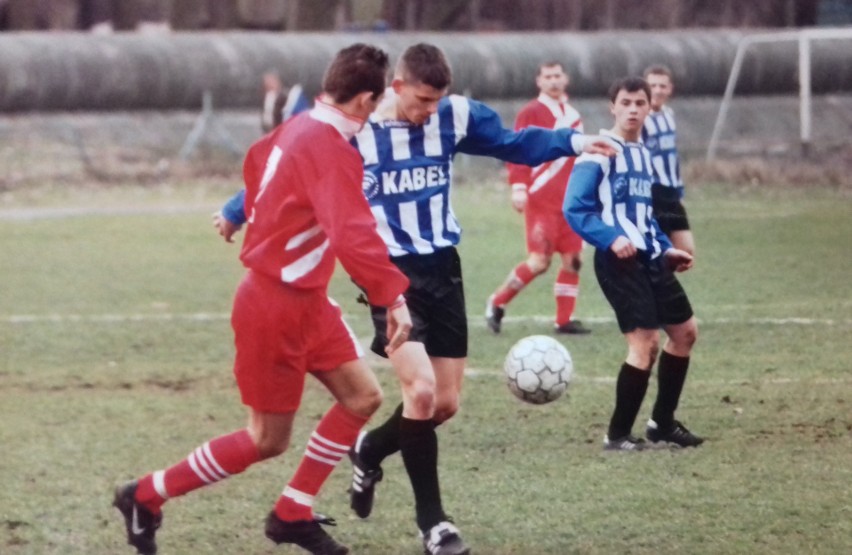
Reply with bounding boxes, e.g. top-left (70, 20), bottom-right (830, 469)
top-left (566, 256), bottom-right (582, 273)
top-left (526, 257), bottom-right (550, 275)
top-left (632, 336), bottom-right (660, 369)
top-left (406, 378), bottom-right (436, 417)
top-left (433, 396), bottom-right (459, 424)
top-left (344, 385), bottom-right (383, 419)
top-left (253, 434), bottom-right (289, 460)
top-left (673, 323), bottom-right (698, 351)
